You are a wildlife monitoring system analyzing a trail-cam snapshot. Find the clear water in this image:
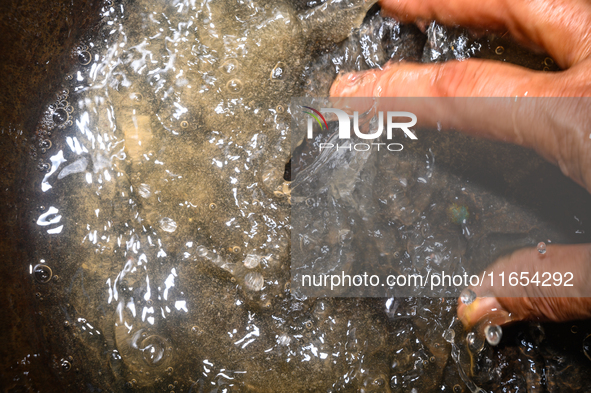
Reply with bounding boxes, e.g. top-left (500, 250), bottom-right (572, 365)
top-left (18, 0), bottom-right (591, 392)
